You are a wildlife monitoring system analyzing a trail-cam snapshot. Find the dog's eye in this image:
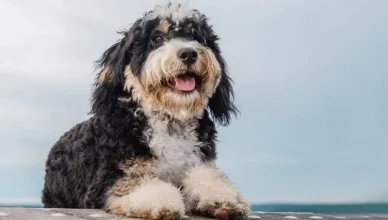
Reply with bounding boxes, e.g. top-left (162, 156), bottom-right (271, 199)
top-left (153, 35), bottom-right (164, 43)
